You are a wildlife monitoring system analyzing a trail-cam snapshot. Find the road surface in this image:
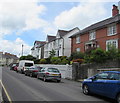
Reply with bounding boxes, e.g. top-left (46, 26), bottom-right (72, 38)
top-left (2, 67), bottom-right (115, 103)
